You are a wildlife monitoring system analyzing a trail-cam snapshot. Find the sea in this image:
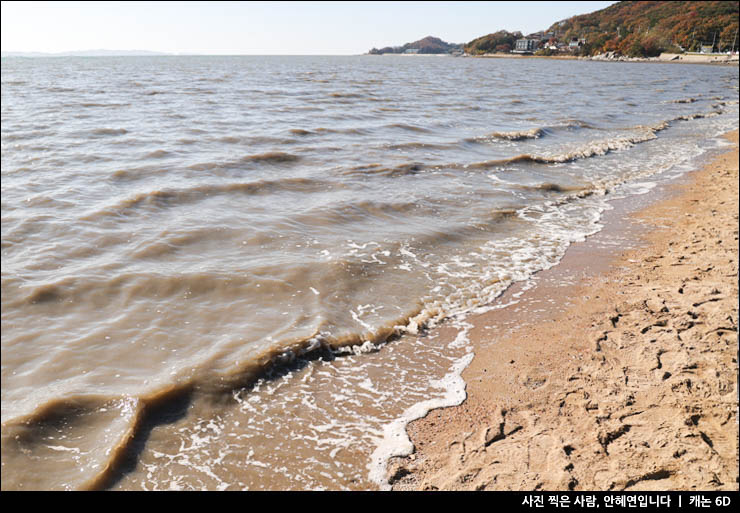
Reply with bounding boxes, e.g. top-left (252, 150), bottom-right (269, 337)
top-left (1, 55), bottom-right (738, 490)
